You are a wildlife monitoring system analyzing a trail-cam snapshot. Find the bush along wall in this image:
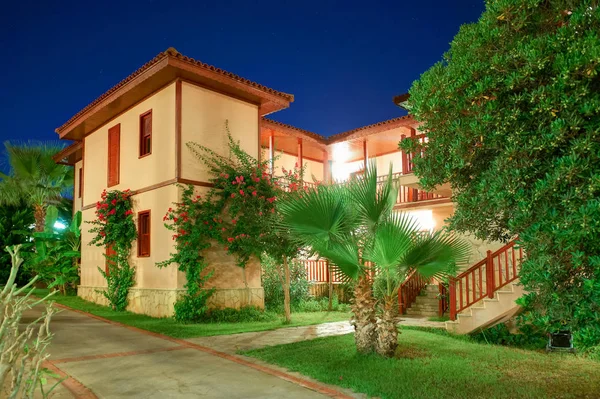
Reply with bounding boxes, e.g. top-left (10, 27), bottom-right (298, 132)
top-left (88, 189), bottom-right (137, 311)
